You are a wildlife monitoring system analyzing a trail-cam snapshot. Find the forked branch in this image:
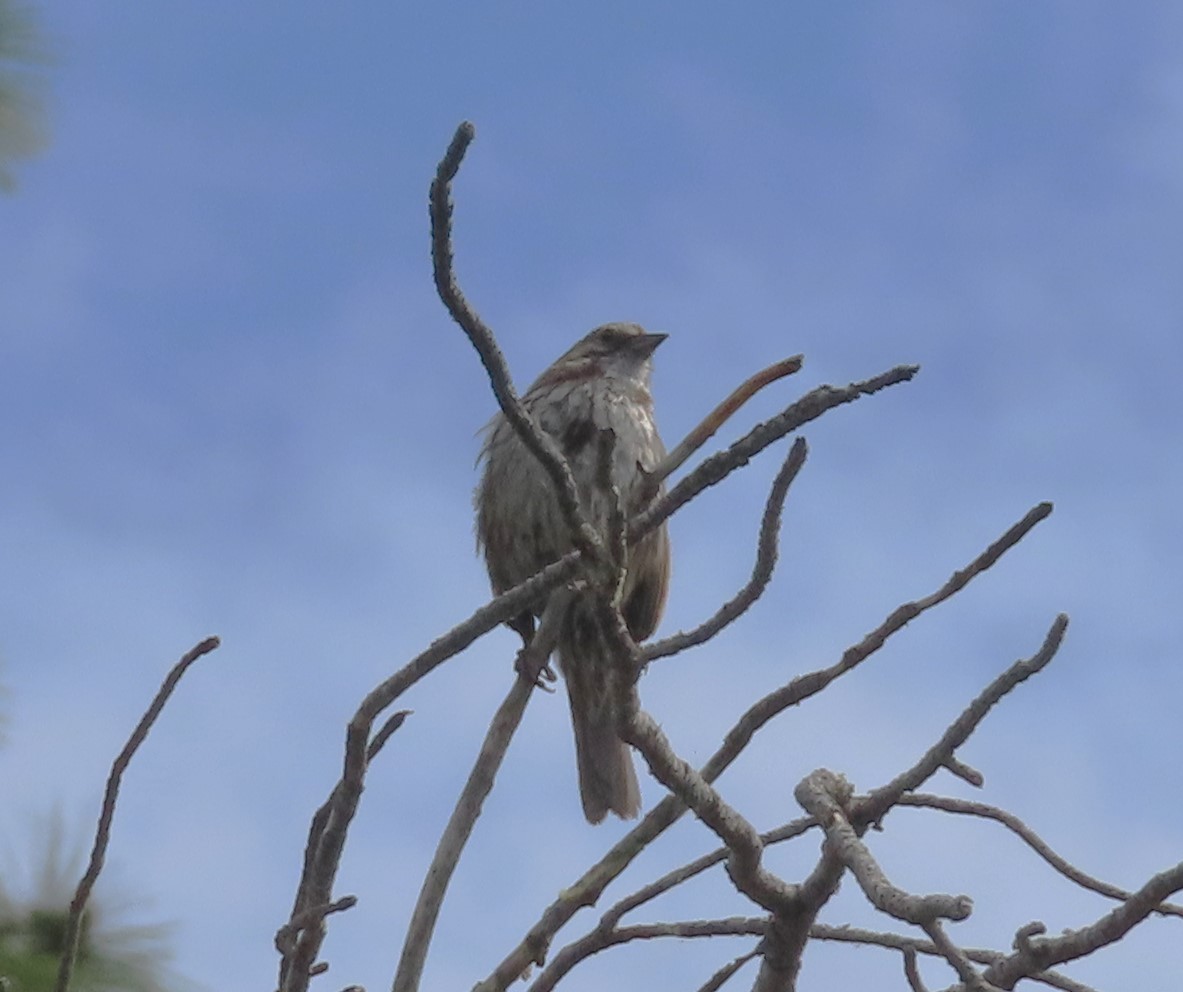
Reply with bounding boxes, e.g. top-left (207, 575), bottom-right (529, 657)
top-left (476, 503), bottom-right (1053, 991)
